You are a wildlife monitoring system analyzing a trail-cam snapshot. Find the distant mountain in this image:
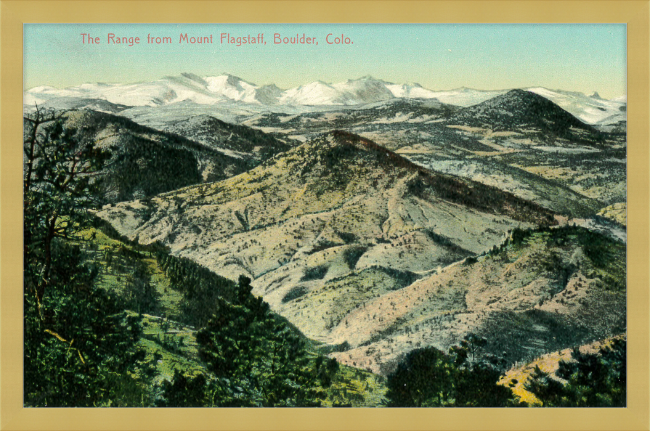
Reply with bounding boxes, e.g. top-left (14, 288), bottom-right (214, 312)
top-left (449, 89), bottom-right (604, 144)
top-left (278, 77), bottom-right (395, 105)
top-left (255, 84), bottom-right (284, 105)
top-left (25, 73), bottom-right (252, 107)
top-left (25, 74), bottom-right (625, 125)
top-left (420, 87), bottom-right (508, 107)
top-left (48, 110), bottom-right (251, 203)
top-left (526, 87), bottom-right (626, 125)
top-left (23, 95), bottom-right (130, 114)
top-left (384, 82), bottom-right (435, 99)
top-left (160, 114), bottom-right (292, 160)
top-left (243, 94), bottom-right (622, 216)
top-left (24, 75), bottom-right (502, 108)
top-left (202, 73), bottom-right (262, 104)
top-left (249, 97), bottom-right (458, 134)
